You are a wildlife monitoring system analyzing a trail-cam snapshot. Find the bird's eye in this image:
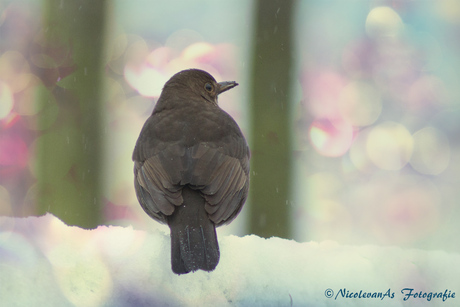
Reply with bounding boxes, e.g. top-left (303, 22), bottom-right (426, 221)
top-left (205, 83), bottom-right (213, 92)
